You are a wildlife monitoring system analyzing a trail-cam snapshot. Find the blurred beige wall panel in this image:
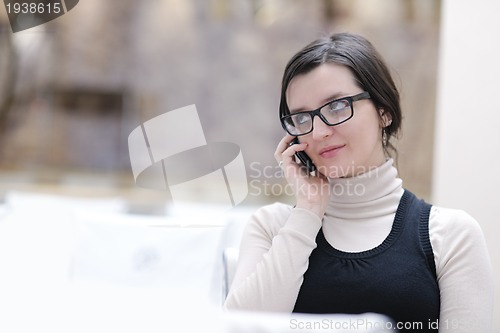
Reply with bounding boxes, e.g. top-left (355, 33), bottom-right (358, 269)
top-left (433, 0), bottom-right (500, 330)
